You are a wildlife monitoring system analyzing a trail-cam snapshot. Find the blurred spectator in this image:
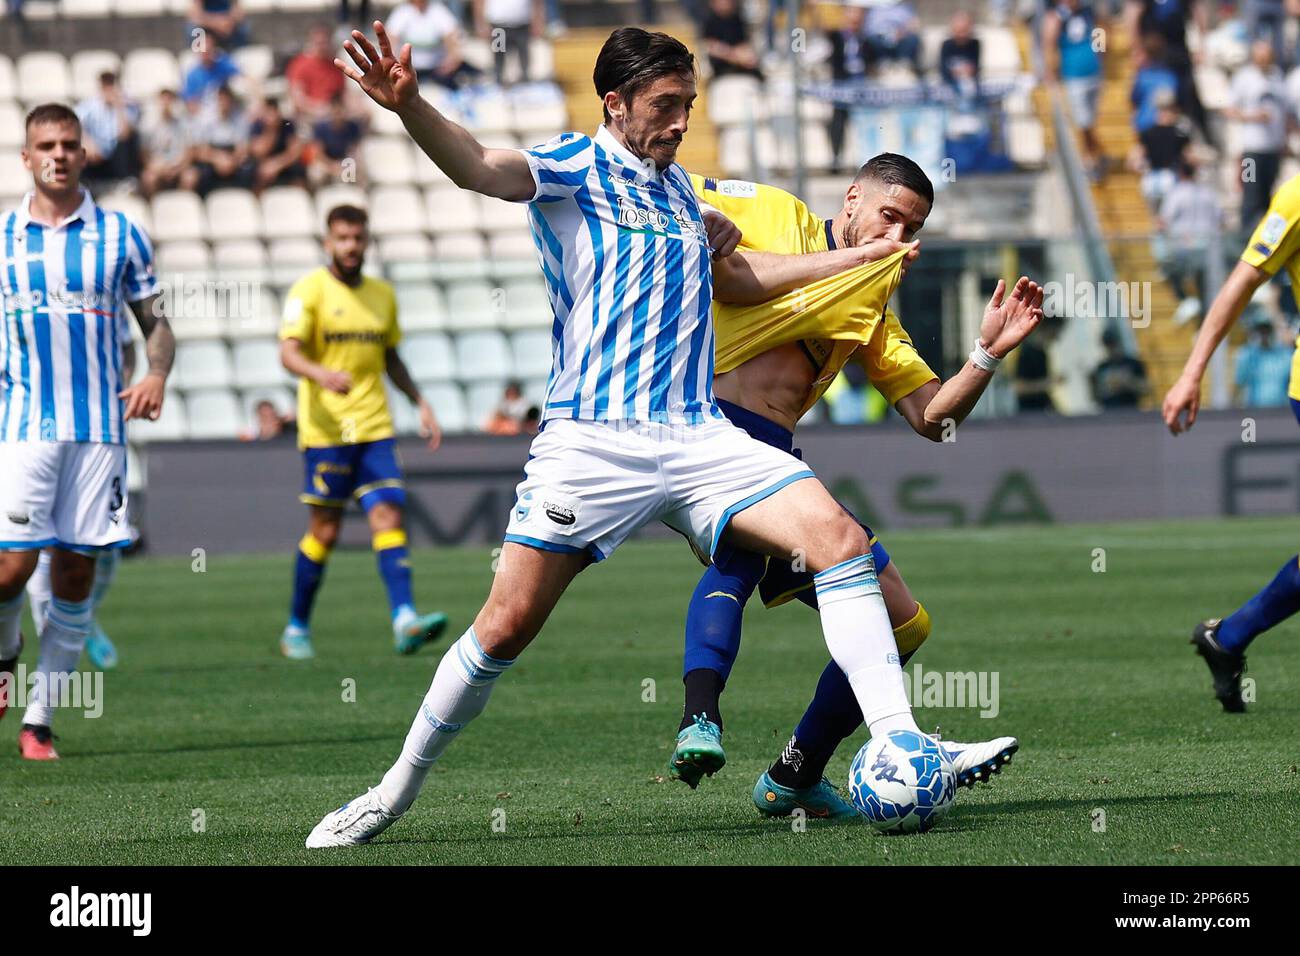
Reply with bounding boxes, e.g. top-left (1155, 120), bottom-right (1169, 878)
top-left (241, 400), bottom-right (296, 441)
top-left (1235, 314), bottom-right (1293, 405)
top-left (827, 2), bottom-right (873, 173)
top-left (1228, 39), bottom-right (1287, 229)
top-left (1045, 0), bottom-right (1105, 179)
top-left (702, 0), bottom-right (763, 80)
top-left (182, 41), bottom-right (242, 112)
top-left (864, 0), bottom-right (921, 75)
top-left (387, 0), bottom-right (475, 91)
top-left (1125, 0), bottom-right (1212, 142)
top-left (141, 89), bottom-right (193, 198)
top-left (939, 10), bottom-right (981, 90)
top-left (1157, 160), bottom-right (1222, 324)
top-left (249, 99), bottom-right (307, 193)
top-left (484, 381), bottom-right (531, 434)
top-left (766, 0), bottom-right (793, 55)
top-left (76, 72), bottom-right (143, 190)
top-left (287, 24), bottom-right (347, 122)
top-left (474, 0), bottom-right (543, 86)
top-left (338, 0), bottom-right (373, 30)
top-left (1130, 32), bottom-right (1181, 134)
top-left (1242, 0), bottom-right (1290, 66)
top-left (1130, 89), bottom-right (1190, 209)
top-left (824, 362), bottom-right (887, 424)
top-left (188, 0), bottom-right (250, 50)
top-left (1013, 337), bottom-right (1056, 413)
top-left (182, 85), bottom-right (255, 195)
top-left (310, 97), bottom-right (366, 188)
top-left (1090, 327), bottom-right (1150, 408)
